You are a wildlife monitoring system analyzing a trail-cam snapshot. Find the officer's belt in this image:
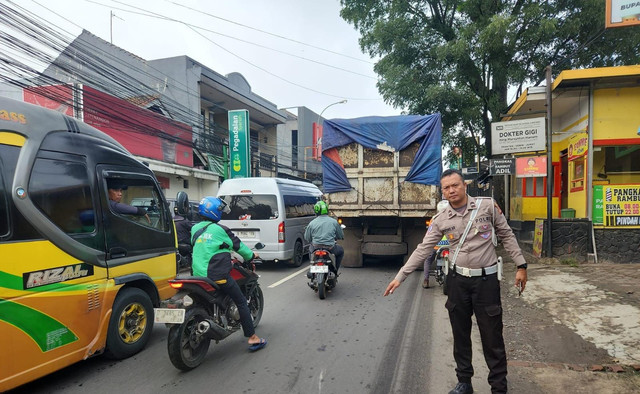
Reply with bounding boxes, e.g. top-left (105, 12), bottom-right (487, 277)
top-left (454, 264), bottom-right (497, 277)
